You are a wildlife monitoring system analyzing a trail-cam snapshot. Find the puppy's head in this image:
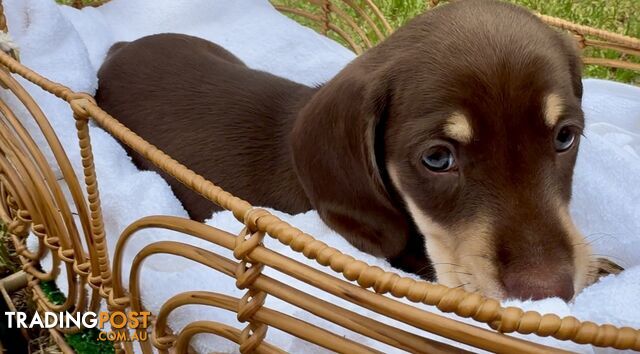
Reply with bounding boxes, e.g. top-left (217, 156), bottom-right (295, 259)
top-left (293, 0), bottom-right (599, 300)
